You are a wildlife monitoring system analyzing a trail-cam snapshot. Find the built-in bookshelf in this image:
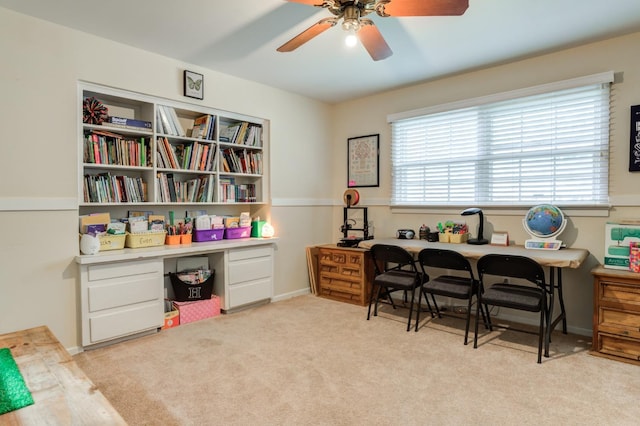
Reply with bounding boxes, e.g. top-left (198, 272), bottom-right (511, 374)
top-left (78, 83), bottom-right (268, 209)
